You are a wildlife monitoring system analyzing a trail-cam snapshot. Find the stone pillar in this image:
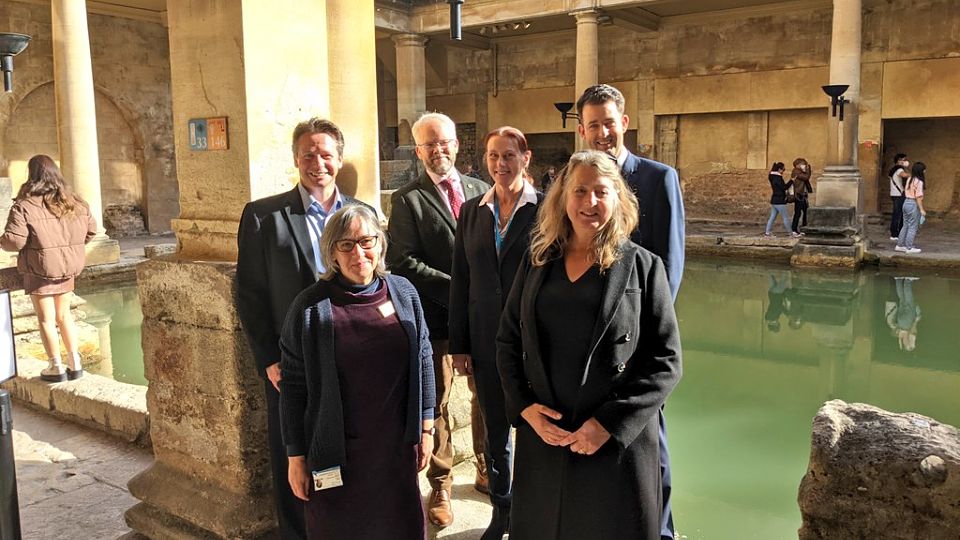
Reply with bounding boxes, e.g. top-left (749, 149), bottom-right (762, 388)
top-left (796, 0), bottom-right (864, 268)
top-left (327, 0), bottom-right (382, 214)
top-left (392, 33), bottom-right (427, 156)
top-left (817, 0), bottom-right (863, 210)
top-left (126, 259), bottom-right (274, 539)
top-left (50, 0), bottom-right (119, 265)
top-left (573, 9), bottom-right (599, 151)
top-left (167, 0), bottom-right (331, 260)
